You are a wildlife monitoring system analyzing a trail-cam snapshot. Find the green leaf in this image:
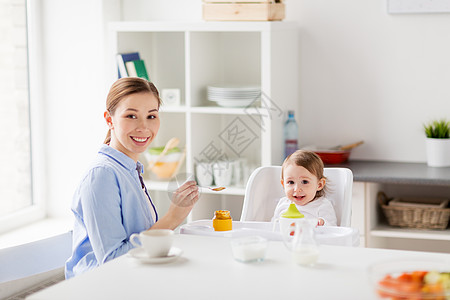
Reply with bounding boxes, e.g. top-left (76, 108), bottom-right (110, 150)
top-left (423, 119), bottom-right (450, 138)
